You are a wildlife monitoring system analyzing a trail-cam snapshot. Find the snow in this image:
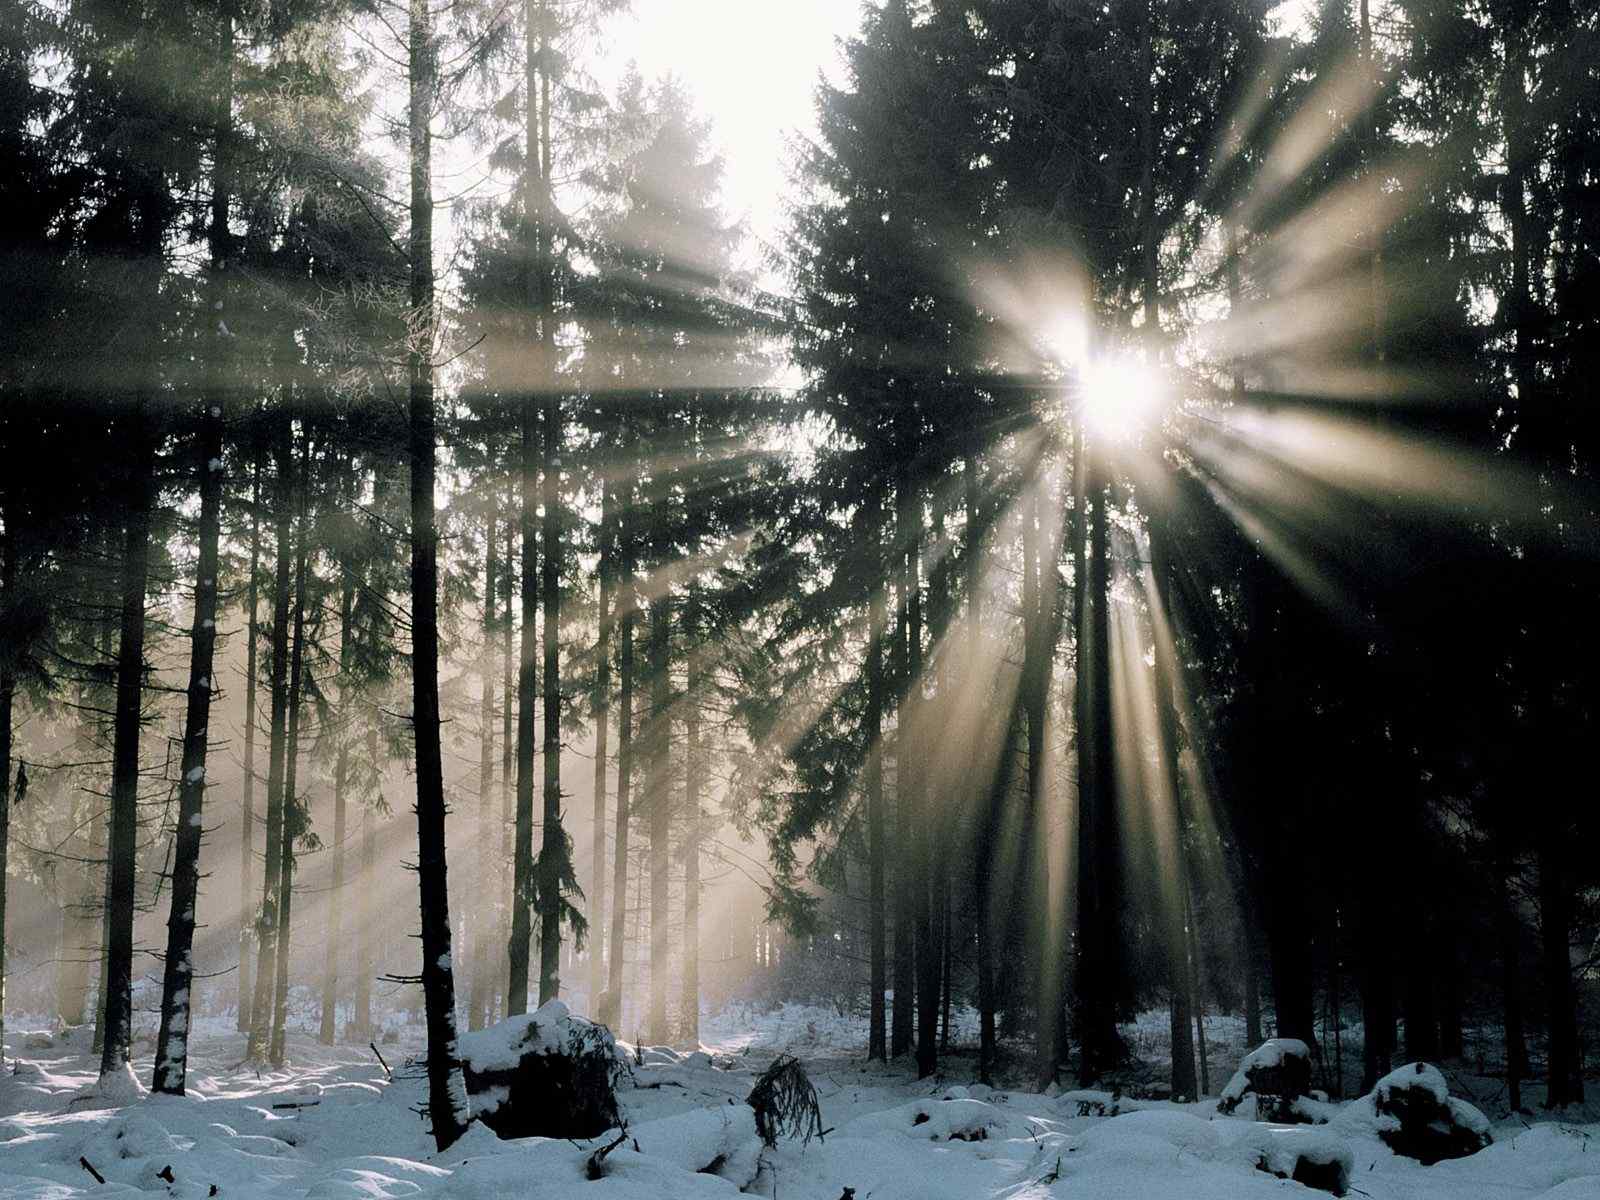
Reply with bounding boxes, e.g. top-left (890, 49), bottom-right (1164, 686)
top-left (1, 1008), bottom-right (1593, 1200)
top-left (456, 999), bottom-right (577, 1073)
top-left (1218, 1036), bottom-right (1310, 1107)
top-left (1376, 1060), bottom-right (1452, 1105)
